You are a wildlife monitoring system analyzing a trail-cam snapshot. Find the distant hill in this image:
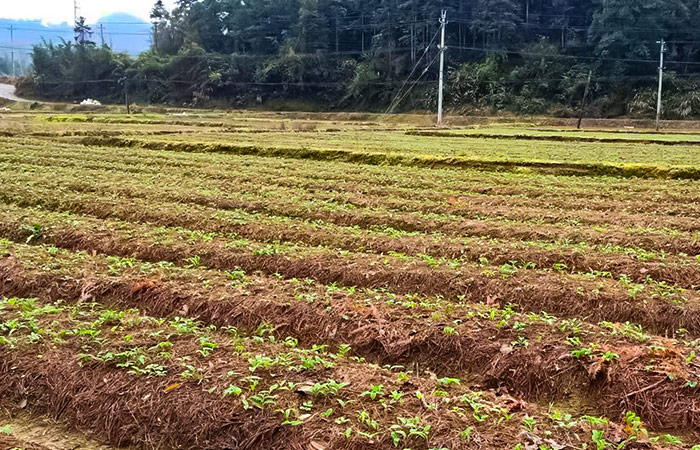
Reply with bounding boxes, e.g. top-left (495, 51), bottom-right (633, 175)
top-left (0, 13), bottom-right (151, 74)
top-left (95, 13), bottom-right (152, 55)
